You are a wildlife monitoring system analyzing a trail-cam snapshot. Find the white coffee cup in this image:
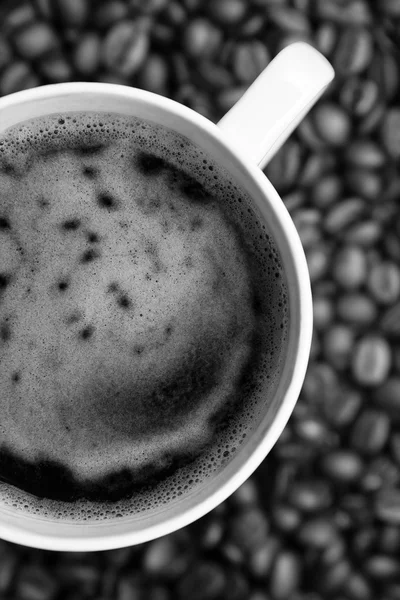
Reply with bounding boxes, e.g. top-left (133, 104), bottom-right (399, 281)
top-left (0, 42), bottom-right (334, 551)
